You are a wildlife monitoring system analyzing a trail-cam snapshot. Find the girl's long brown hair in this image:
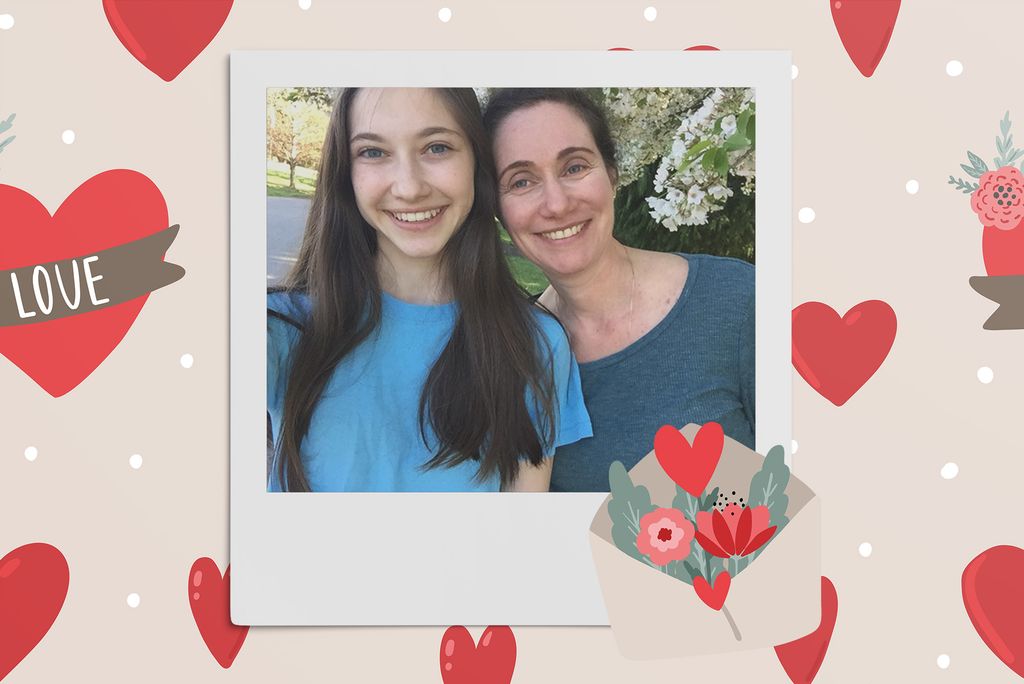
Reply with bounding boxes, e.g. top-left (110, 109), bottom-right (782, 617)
top-left (270, 88), bottom-right (558, 491)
